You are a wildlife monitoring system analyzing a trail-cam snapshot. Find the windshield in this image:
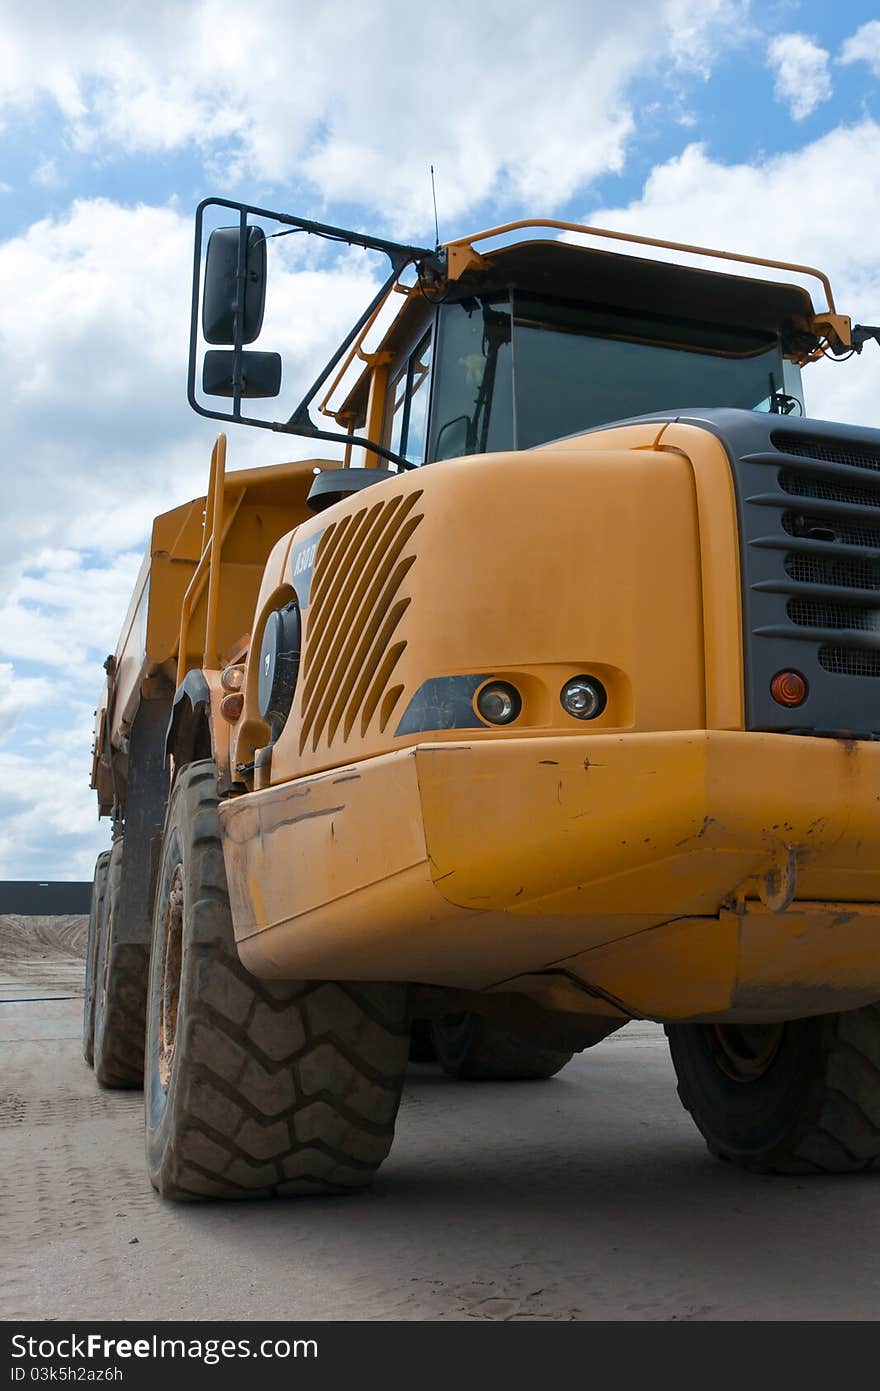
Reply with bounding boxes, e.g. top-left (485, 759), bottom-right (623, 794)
top-left (428, 291), bottom-right (803, 461)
